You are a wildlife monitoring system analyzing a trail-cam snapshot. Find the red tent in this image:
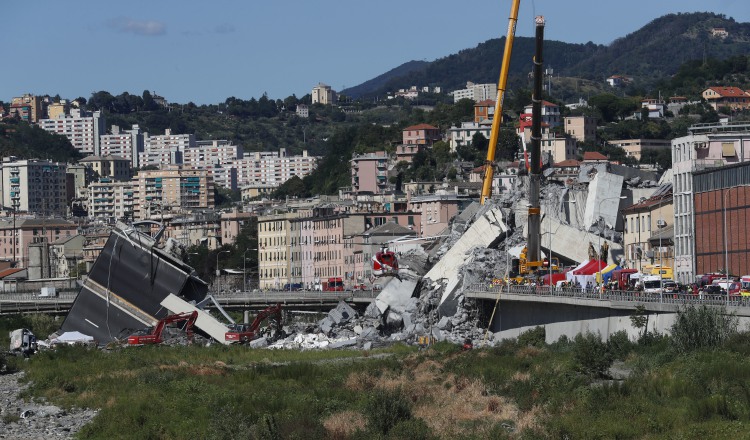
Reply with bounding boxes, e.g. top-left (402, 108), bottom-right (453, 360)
top-left (541, 269), bottom-right (570, 286)
top-left (572, 260), bottom-right (606, 275)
